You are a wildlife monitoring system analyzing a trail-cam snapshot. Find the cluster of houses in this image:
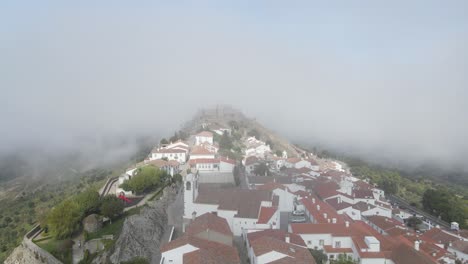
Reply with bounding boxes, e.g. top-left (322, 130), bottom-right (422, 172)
top-left (160, 141), bottom-right (468, 264)
top-left (116, 129), bottom-right (237, 196)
